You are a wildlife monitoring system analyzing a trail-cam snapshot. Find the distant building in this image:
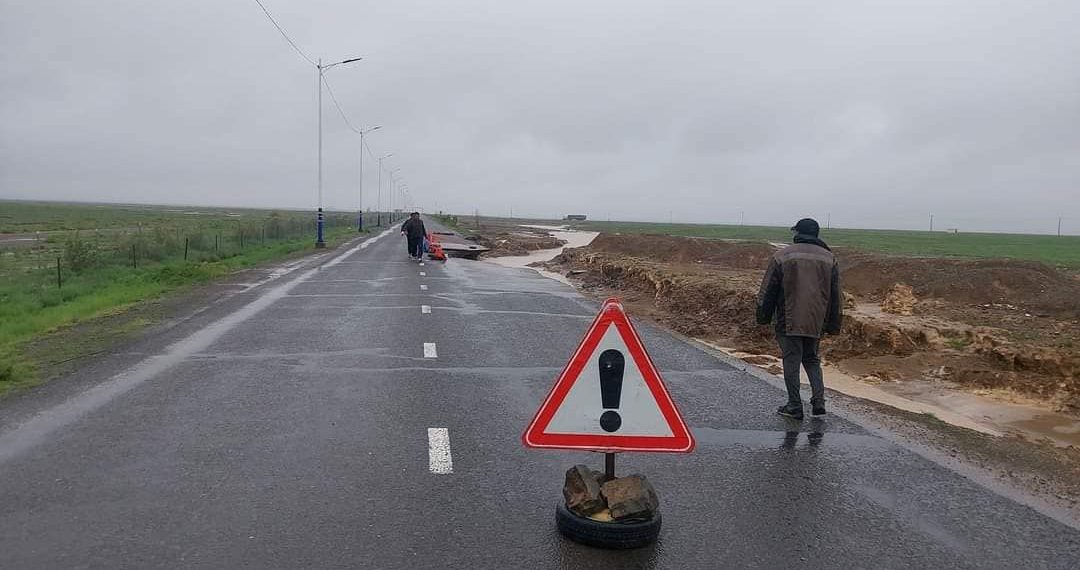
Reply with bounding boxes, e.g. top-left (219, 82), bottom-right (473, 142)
top-left (565, 214), bottom-right (587, 221)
